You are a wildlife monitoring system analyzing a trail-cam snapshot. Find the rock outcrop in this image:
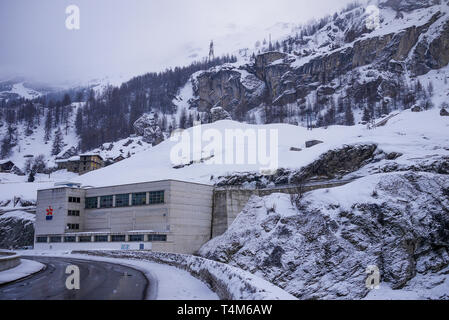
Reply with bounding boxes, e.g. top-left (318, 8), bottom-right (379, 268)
top-left (133, 112), bottom-right (164, 146)
top-left (188, 3), bottom-right (449, 122)
top-left (193, 66), bottom-right (265, 118)
top-left (200, 172), bottom-right (449, 300)
top-left (0, 212), bottom-right (35, 249)
top-left (215, 144), bottom-right (382, 188)
top-left (210, 107), bottom-right (232, 123)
